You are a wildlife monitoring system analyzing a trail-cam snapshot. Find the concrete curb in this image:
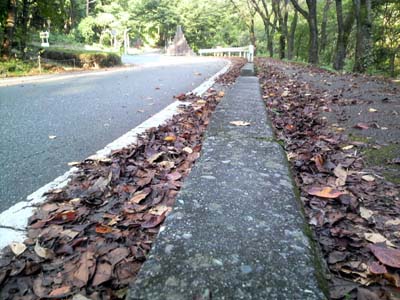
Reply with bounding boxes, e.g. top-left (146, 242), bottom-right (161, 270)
top-left (128, 72), bottom-right (326, 299)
